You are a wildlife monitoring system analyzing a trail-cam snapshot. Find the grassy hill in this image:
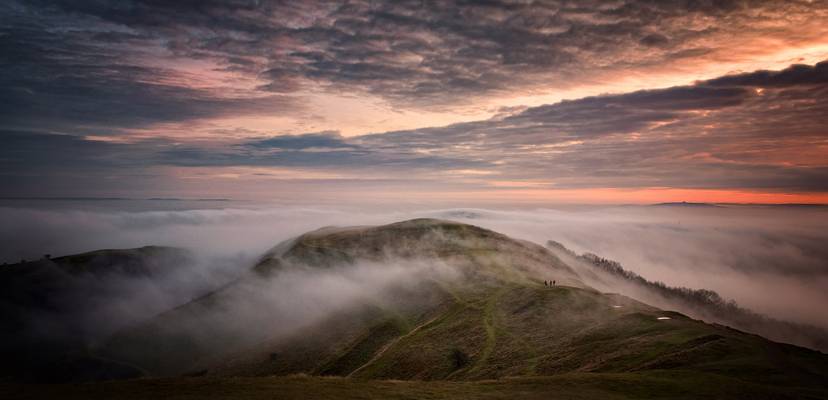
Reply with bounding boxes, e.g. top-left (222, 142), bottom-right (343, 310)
top-left (91, 219), bottom-right (828, 399)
